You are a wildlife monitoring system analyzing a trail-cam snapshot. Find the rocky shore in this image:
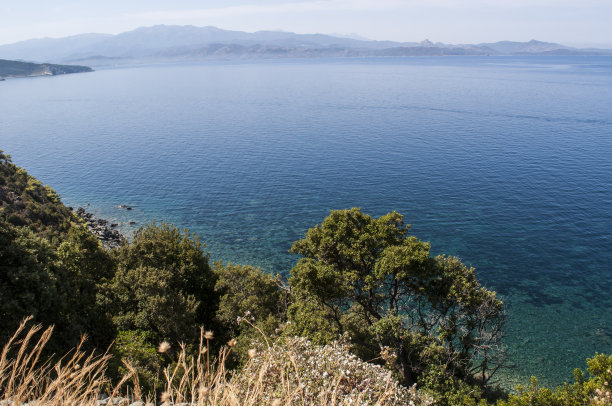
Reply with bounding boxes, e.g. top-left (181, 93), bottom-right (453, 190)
top-left (73, 207), bottom-right (126, 249)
